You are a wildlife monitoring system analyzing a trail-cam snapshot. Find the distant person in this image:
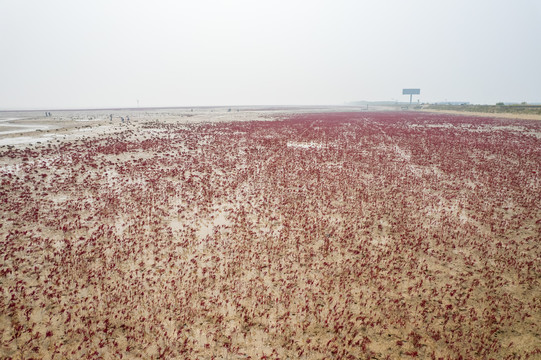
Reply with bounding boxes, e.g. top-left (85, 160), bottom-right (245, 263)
top-left (109, 114), bottom-right (113, 122)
